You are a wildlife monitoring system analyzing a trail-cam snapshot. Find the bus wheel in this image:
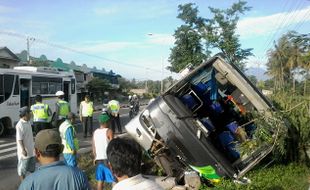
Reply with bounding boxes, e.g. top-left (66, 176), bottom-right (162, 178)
top-left (0, 121), bottom-right (5, 136)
